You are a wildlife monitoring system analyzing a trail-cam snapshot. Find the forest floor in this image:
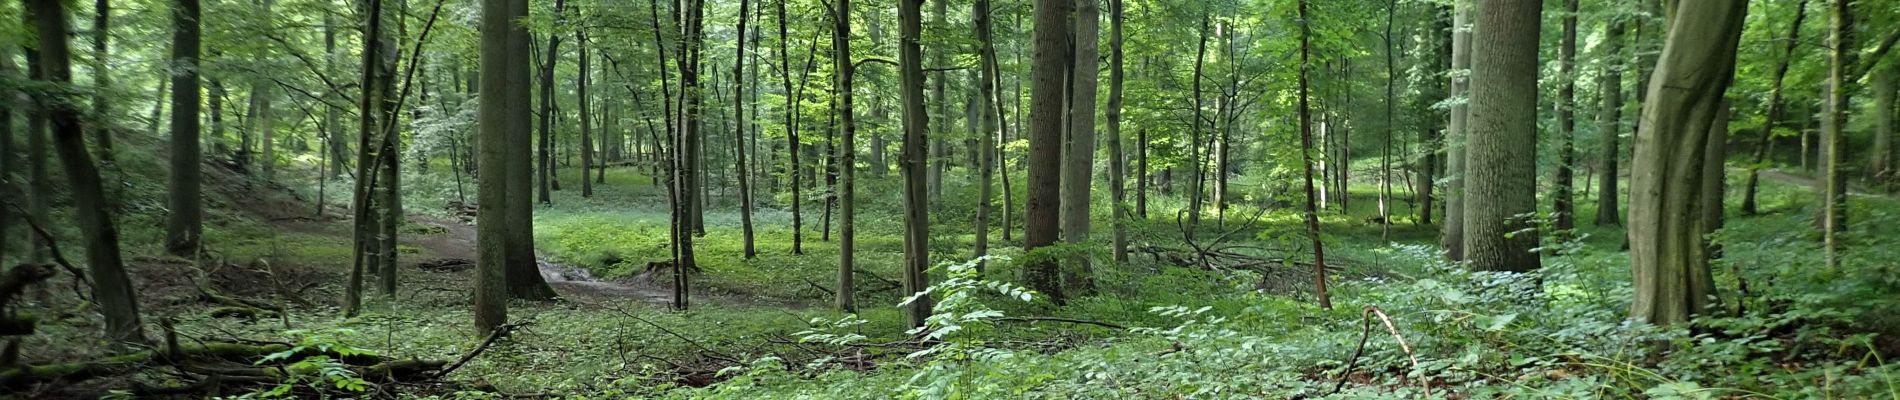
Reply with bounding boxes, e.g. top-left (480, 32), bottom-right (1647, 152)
top-left (16, 153), bottom-right (1900, 398)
